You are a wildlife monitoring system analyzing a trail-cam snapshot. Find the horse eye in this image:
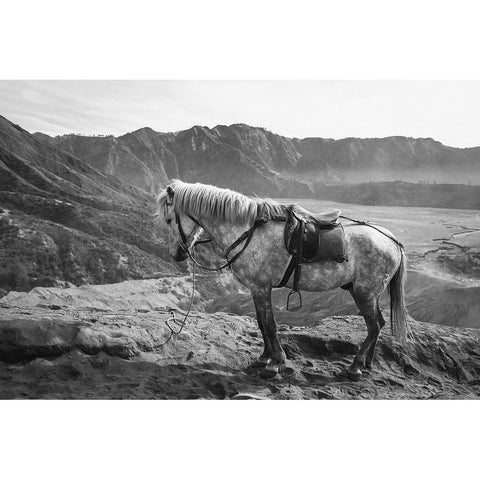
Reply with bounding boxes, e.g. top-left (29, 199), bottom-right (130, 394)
top-left (166, 218), bottom-right (172, 225)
